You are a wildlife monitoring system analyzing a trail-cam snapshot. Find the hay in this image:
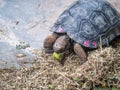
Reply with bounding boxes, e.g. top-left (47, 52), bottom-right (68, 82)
top-left (0, 39), bottom-right (120, 90)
